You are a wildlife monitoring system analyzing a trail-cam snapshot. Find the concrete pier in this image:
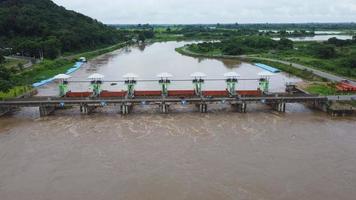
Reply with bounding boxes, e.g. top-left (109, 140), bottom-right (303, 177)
top-left (272, 102), bottom-right (286, 112)
top-left (159, 103), bottom-right (170, 114)
top-left (80, 104), bottom-right (96, 115)
top-left (39, 106), bottom-right (56, 117)
top-left (120, 104), bottom-right (132, 115)
top-left (198, 103), bottom-right (208, 113)
top-left (234, 102), bottom-right (247, 113)
top-left (0, 107), bottom-right (12, 117)
top-left (3, 94), bottom-right (351, 117)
